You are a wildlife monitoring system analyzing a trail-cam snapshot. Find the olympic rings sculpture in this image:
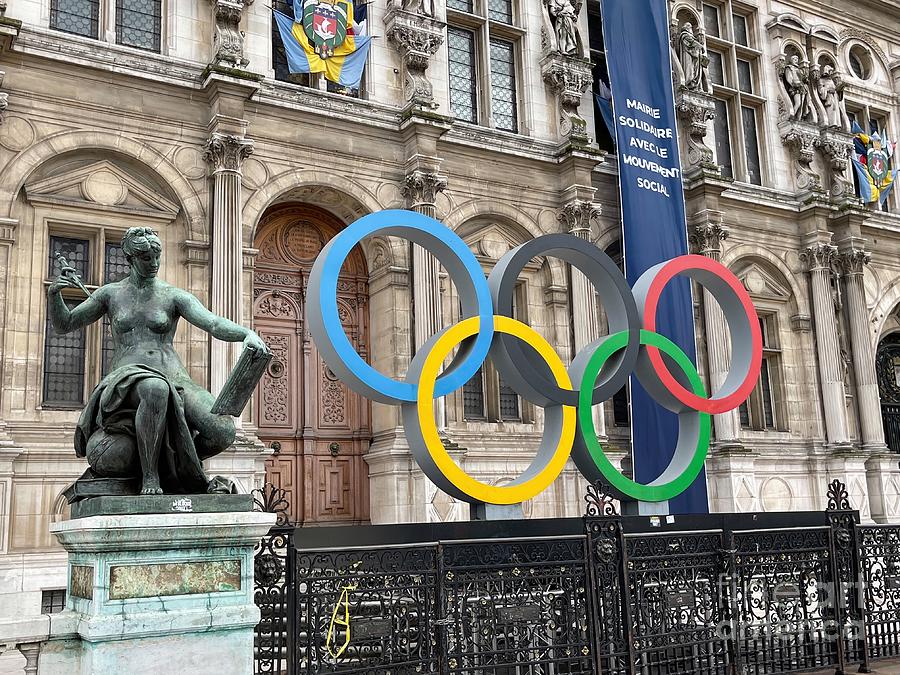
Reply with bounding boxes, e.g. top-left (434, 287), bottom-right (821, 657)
top-left (307, 210), bottom-right (762, 506)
